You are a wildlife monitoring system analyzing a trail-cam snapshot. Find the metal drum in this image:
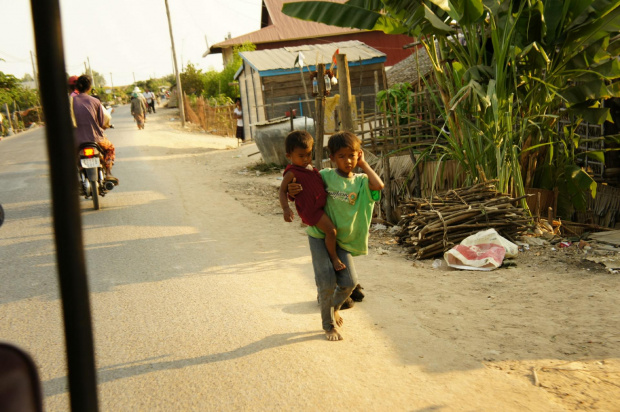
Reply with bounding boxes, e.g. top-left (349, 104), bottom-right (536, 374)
top-left (253, 116), bottom-right (316, 166)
